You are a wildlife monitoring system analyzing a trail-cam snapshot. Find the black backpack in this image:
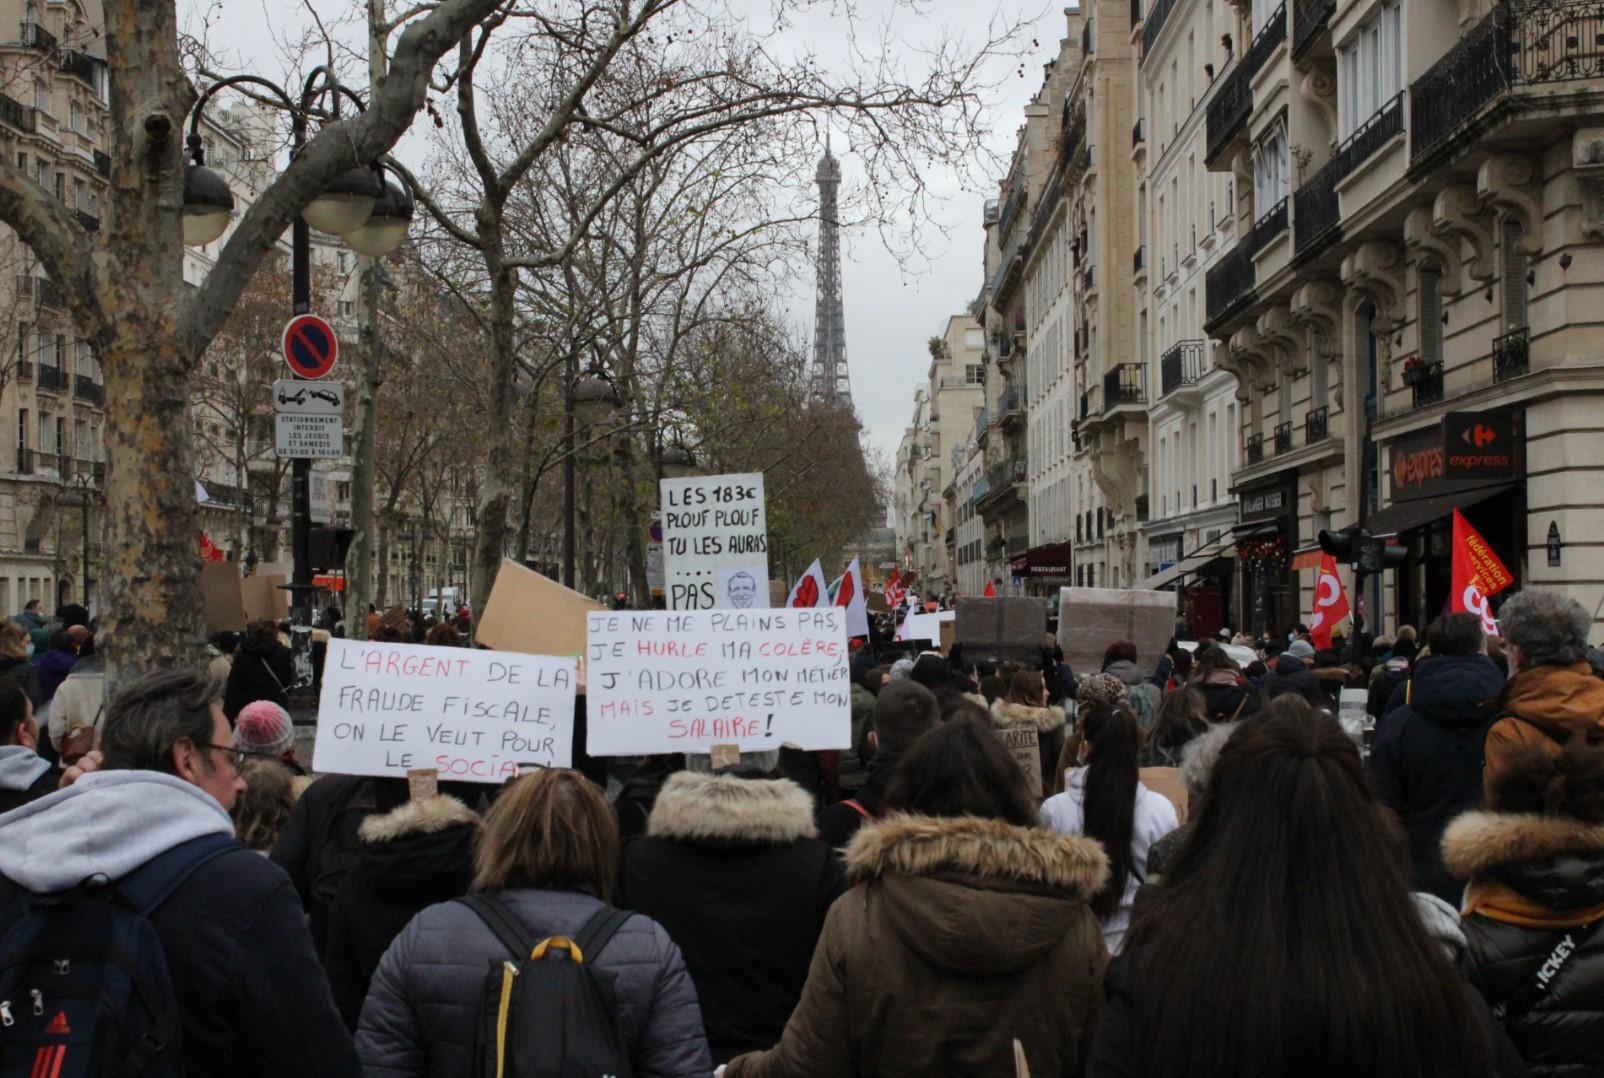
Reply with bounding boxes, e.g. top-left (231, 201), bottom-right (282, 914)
top-left (0, 833), bottom-right (238, 1078)
top-left (456, 893), bottom-right (635, 1078)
